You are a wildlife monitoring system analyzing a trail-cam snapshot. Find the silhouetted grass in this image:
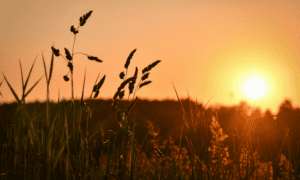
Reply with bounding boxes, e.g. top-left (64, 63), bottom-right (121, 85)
top-left (0, 10), bottom-right (298, 180)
